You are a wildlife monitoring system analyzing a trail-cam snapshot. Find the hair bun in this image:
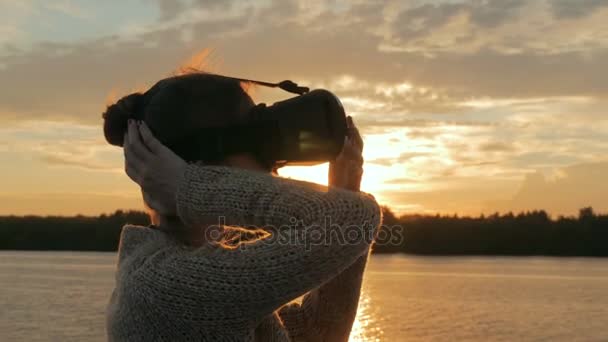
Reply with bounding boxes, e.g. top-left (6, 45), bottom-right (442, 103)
top-left (103, 93), bottom-right (145, 146)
